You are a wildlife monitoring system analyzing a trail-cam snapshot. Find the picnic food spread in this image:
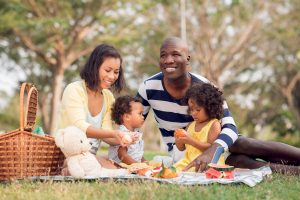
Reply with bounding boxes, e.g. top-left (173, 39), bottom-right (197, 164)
top-left (153, 165), bottom-right (178, 178)
top-left (119, 162), bottom-right (179, 179)
top-left (119, 162), bottom-right (153, 173)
